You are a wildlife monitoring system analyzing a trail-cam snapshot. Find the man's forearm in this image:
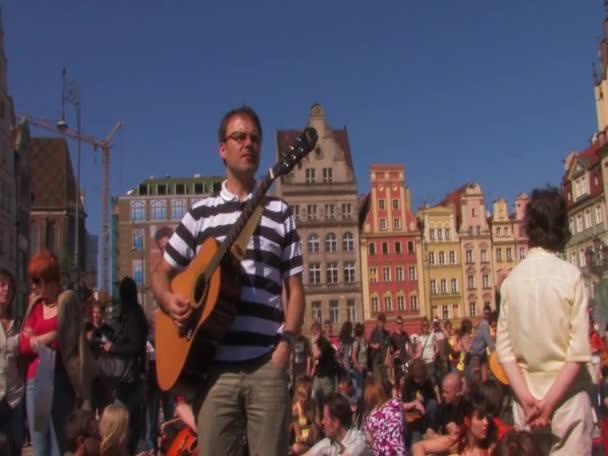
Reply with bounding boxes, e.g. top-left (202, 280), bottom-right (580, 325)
top-left (543, 361), bottom-right (583, 409)
top-left (501, 360), bottom-right (534, 402)
top-left (284, 275), bottom-right (305, 333)
top-left (151, 262), bottom-right (173, 310)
